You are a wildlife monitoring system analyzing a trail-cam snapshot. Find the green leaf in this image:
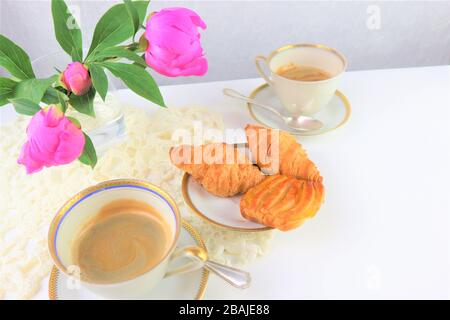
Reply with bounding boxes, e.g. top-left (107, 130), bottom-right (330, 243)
top-left (43, 88), bottom-right (68, 112)
top-left (88, 63), bottom-right (108, 101)
top-left (67, 116), bottom-right (81, 128)
top-left (9, 98), bottom-right (41, 115)
top-left (101, 62), bottom-right (165, 107)
top-left (78, 133), bottom-right (97, 168)
top-left (69, 87), bottom-right (96, 117)
top-left (0, 77), bottom-right (18, 106)
top-left (14, 76), bottom-right (57, 103)
top-left (136, 0), bottom-right (150, 23)
top-left (55, 89), bottom-right (69, 113)
top-left (42, 87), bottom-right (59, 104)
top-left (131, 54), bottom-right (147, 69)
top-left (42, 87), bottom-right (69, 113)
top-left (51, 0), bottom-right (83, 61)
top-left (87, 1), bottom-right (149, 58)
top-left (124, 0), bottom-right (140, 40)
top-left (86, 46), bottom-right (146, 67)
top-left (0, 35), bottom-right (35, 80)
